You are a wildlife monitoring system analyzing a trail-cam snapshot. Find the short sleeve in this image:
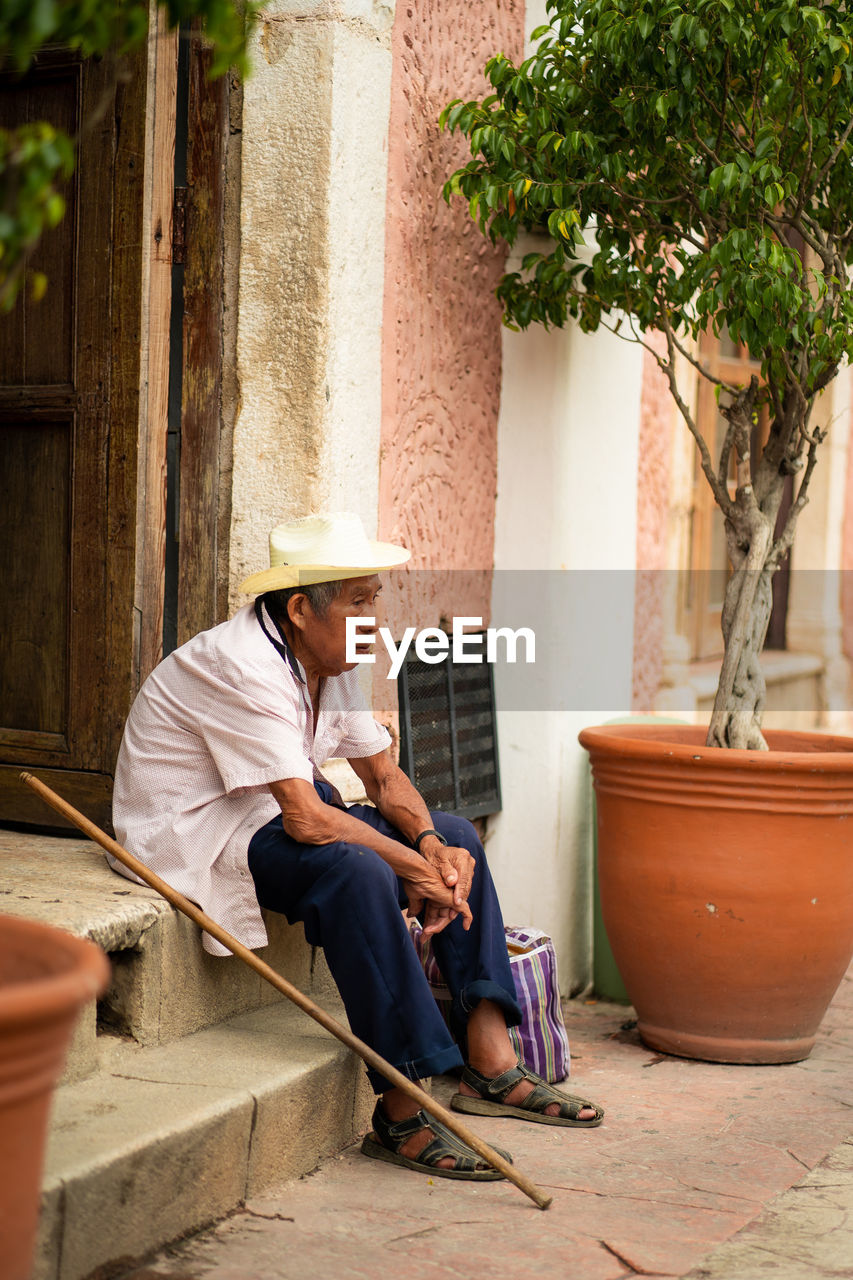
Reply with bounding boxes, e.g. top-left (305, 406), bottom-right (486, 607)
top-left (322, 668), bottom-right (392, 761)
top-left (337, 714), bottom-right (392, 760)
top-left (199, 650), bottom-right (314, 792)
